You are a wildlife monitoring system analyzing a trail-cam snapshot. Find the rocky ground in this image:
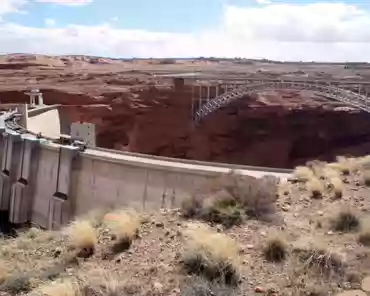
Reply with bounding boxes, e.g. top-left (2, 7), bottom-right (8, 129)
top-left (2, 156), bottom-right (370, 295)
top-left (0, 54), bottom-right (370, 168)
